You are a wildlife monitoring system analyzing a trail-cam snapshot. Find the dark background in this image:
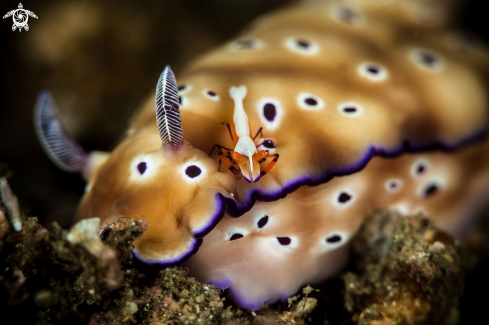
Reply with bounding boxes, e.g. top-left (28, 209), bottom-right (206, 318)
top-left (1, 0), bottom-right (488, 323)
